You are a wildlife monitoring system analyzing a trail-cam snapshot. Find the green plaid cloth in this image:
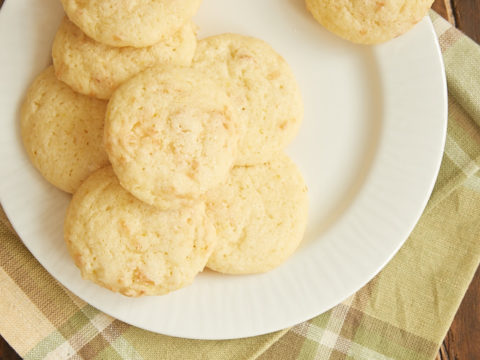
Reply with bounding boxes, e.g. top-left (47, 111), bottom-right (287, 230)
top-left (1, 12), bottom-right (479, 360)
